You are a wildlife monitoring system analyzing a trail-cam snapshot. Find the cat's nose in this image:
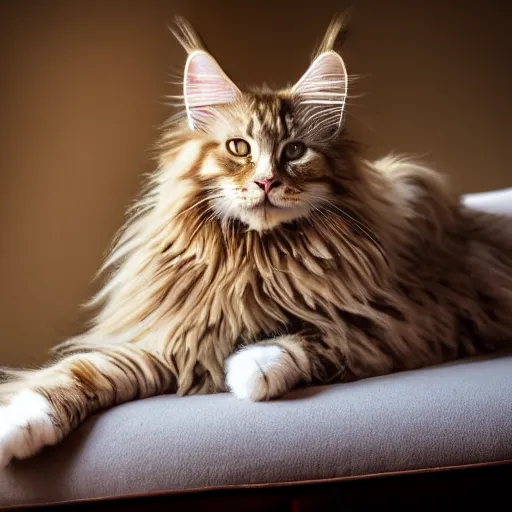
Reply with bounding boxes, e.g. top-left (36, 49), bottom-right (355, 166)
top-left (254, 178), bottom-right (280, 195)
